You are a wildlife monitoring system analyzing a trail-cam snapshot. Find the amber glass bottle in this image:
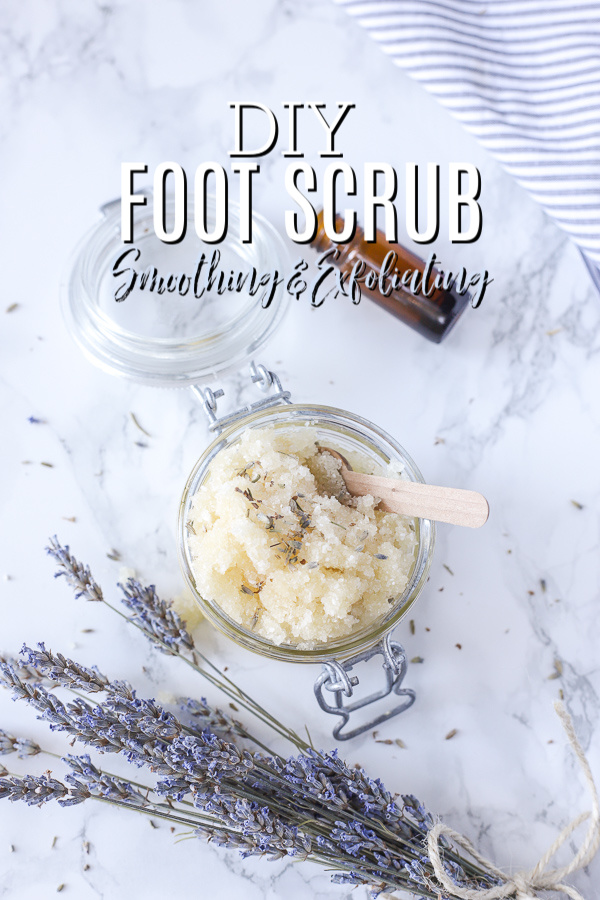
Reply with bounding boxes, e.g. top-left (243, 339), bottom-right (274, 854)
top-left (311, 213), bottom-right (470, 343)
